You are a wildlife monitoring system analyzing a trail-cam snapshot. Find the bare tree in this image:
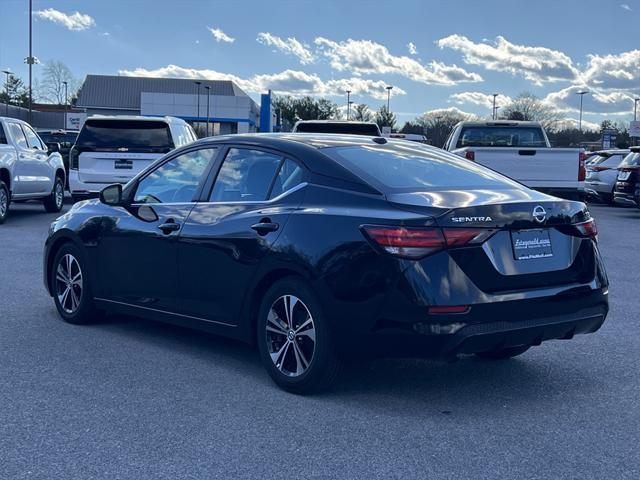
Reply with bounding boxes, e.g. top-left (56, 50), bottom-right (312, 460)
top-left (38, 61), bottom-right (80, 104)
top-left (415, 108), bottom-right (473, 147)
top-left (500, 92), bottom-right (561, 131)
top-left (352, 103), bottom-right (373, 122)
